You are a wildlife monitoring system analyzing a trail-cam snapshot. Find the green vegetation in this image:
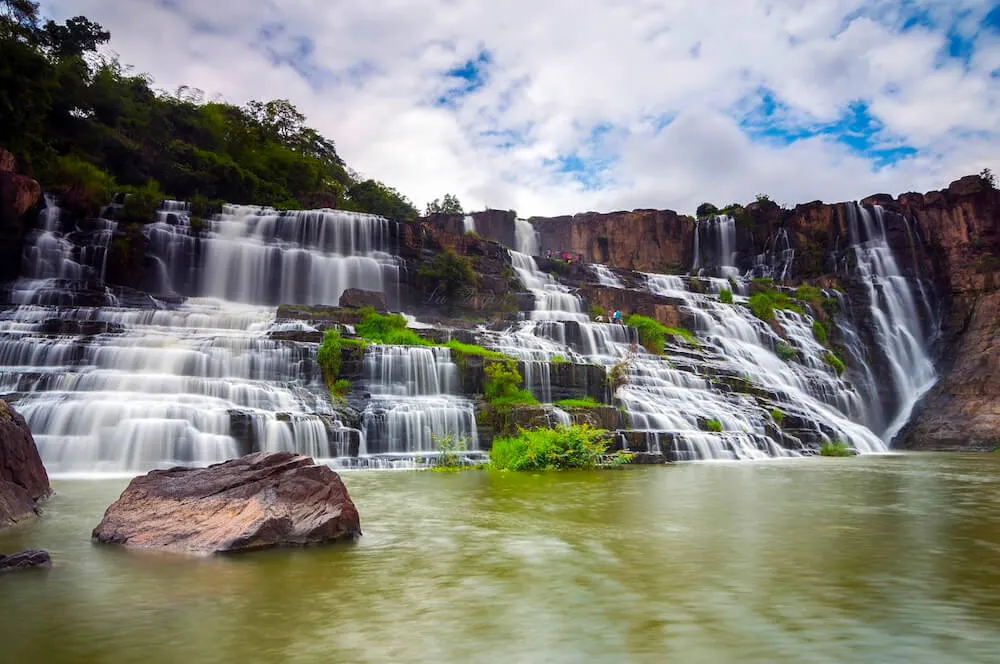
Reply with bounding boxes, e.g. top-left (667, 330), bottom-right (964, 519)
top-left (719, 288), bottom-right (733, 304)
top-left (607, 358), bottom-right (631, 392)
top-left (355, 309), bottom-right (431, 346)
top-left (0, 3), bottom-right (417, 219)
top-left (433, 434), bottom-right (470, 470)
top-left (822, 351), bottom-right (846, 376)
top-left (795, 285), bottom-right (822, 310)
top-left (770, 408), bottom-right (784, 426)
top-left (489, 424), bottom-right (619, 471)
top-left (550, 354), bottom-right (568, 364)
top-left (444, 339), bottom-right (511, 362)
top-left (625, 314), bottom-right (666, 354)
top-left (316, 329), bottom-right (344, 387)
top-left (331, 378), bottom-right (350, 398)
top-left (555, 396), bottom-right (601, 409)
top-left (696, 202), bottom-right (719, 217)
top-left (748, 289), bottom-right (804, 322)
top-left (981, 168), bottom-right (996, 190)
top-left (425, 193), bottom-right (463, 215)
top-left (484, 361), bottom-right (538, 407)
top-left (820, 440), bottom-right (853, 457)
top-left (419, 249), bottom-right (478, 299)
top-left (588, 304), bottom-right (604, 320)
top-left (664, 326), bottom-right (698, 345)
top-left (704, 419), bottom-right (723, 433)
top-left (776, 342), bottom-right (796, 361)
top-left (812, 320), bottom-right (828, 345)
